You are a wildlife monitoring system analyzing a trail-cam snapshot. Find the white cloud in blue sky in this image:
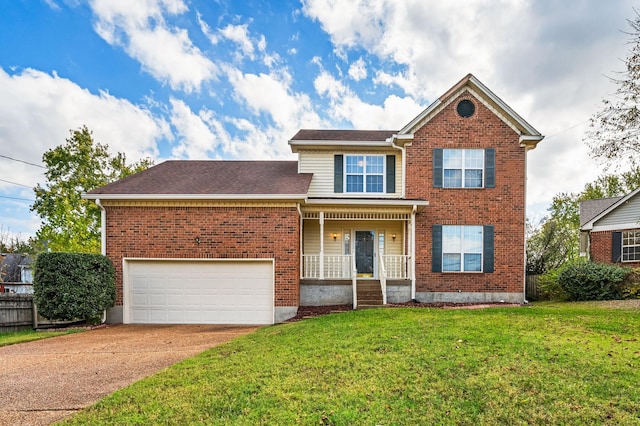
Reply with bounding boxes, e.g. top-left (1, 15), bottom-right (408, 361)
top-left (0, 0), bottom-right (637, 238)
